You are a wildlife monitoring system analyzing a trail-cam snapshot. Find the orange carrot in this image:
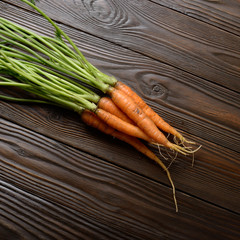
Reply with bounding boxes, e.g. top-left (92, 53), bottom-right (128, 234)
top-left (81, 109), bottom-right (178, 212)
top-left (114, 81), bottom-right (189, 144)
top-left (95, 108), bottom-right (152, 142)
top-left (81, 110), bottom-right (115, 136)
top-left (107, 87), bottom-right (188, 154)
top-left (98, 97), bottom-right (134, 124)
